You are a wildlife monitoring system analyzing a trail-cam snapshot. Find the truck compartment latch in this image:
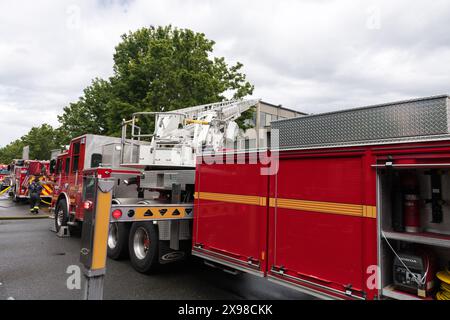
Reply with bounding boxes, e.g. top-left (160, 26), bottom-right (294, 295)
top-left (247, 257), bottom-right (260, 268)
top-left (344, 284), bottom-right (353, 296)
top-left (271, 265), bottom-right (286, 275)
